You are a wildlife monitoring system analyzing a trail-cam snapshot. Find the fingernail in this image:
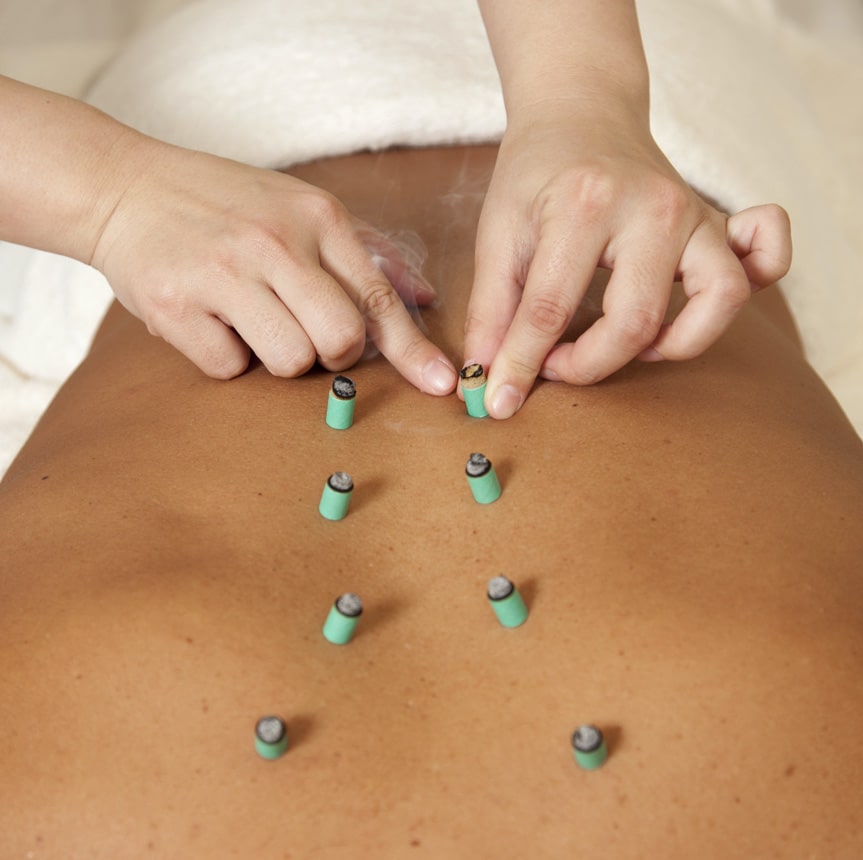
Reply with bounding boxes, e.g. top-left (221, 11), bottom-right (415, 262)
top-left (539, 366), bottom-right (560, 381)
top-left (413, 276), bottom-right (437, 300)
top-left (639, 347), bottom-right (665, 362)
top-left (490, 384), bottom-right (522, 419)
top-left (407, 276), bottom-right (437, 306)
top-left (421, 357), bottom-right (457, 395)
